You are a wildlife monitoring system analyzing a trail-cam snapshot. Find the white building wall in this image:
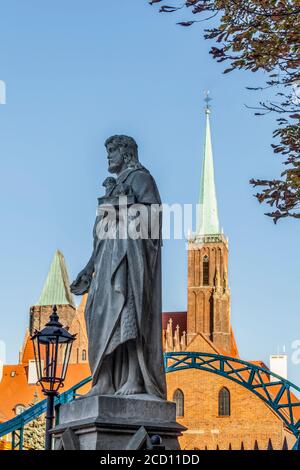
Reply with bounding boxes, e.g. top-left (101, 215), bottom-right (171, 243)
top-left (269, 355), bottom-right (288, 382)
